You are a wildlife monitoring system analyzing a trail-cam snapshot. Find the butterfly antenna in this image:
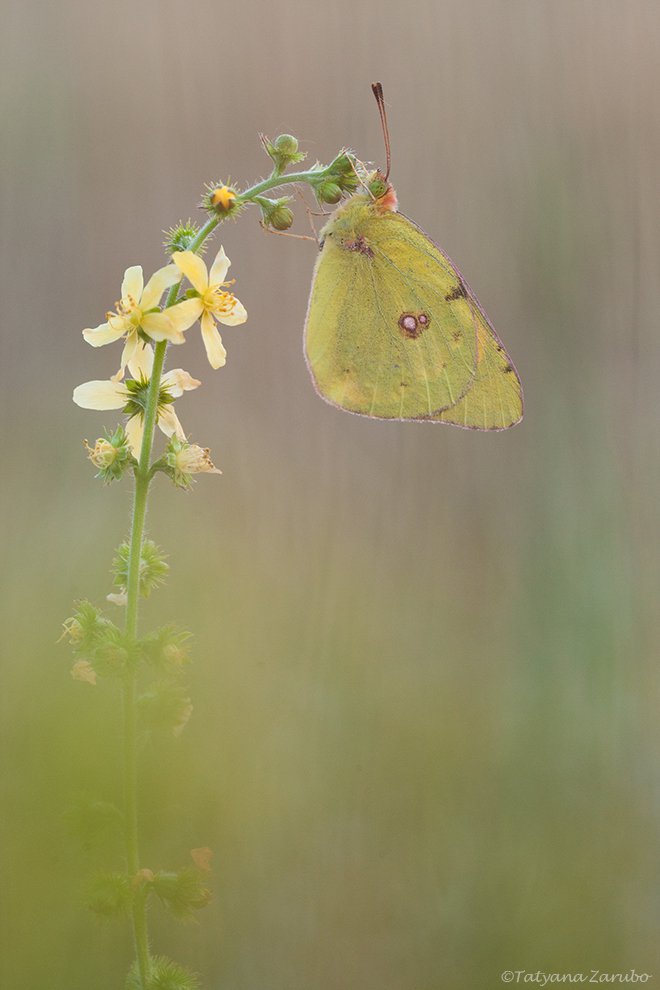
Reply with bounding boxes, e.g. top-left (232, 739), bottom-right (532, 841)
top-left (371, 82), bottom-right (391, 181)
